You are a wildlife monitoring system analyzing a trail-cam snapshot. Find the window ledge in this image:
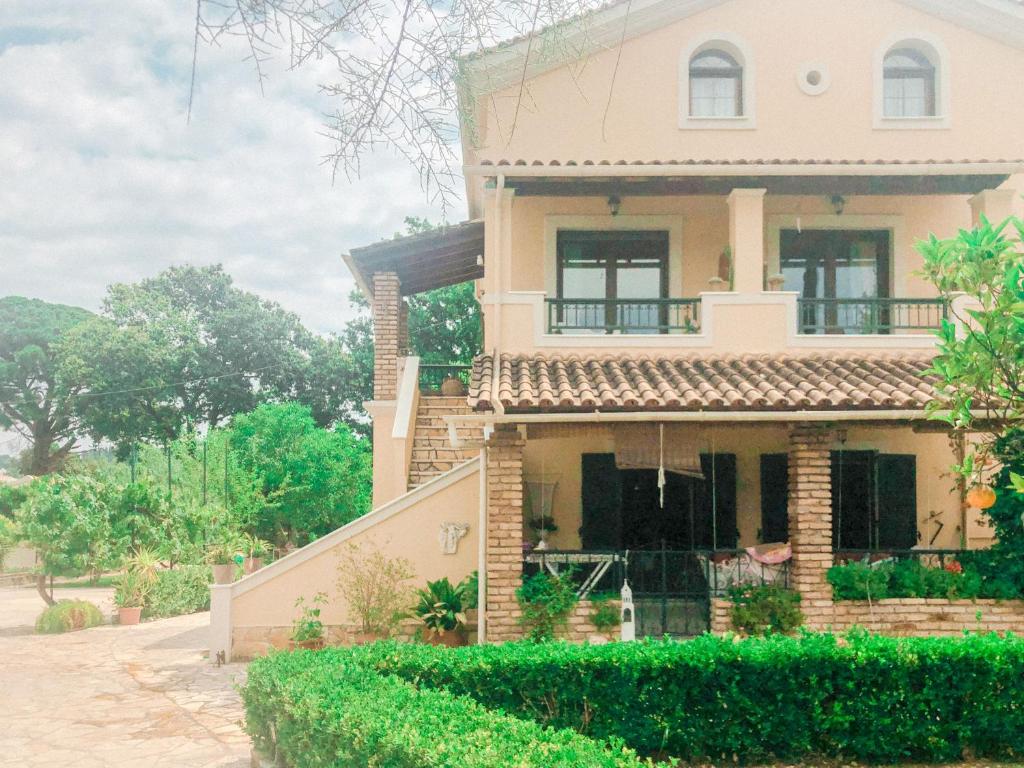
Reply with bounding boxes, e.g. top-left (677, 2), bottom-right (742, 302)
top-left (679, 115), bottom-right (756, 131)
top-left (873, 115), bottom-right (950, 130)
